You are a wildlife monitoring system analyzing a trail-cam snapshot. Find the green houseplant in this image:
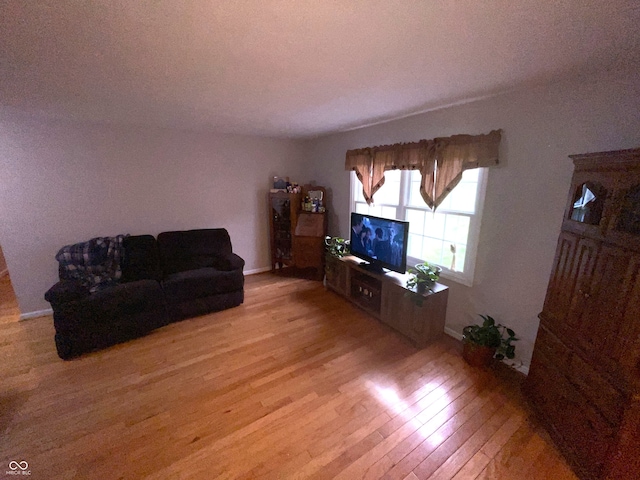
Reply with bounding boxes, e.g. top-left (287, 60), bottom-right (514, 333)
top-left (324, 236), bottom-right (349, 287)
top-left (324, 236), bottom-right (349, 257)
top-left (405, 262), bottom-right (442, 306)
top-left (462, 314), bottom-right (518, 367)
